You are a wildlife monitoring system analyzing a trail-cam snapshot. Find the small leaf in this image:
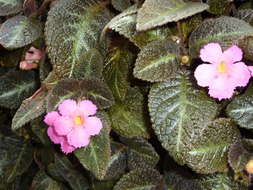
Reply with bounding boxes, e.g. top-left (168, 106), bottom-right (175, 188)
top-left (109, 87), bottom-right (150, 139)
top-left (113, 168), bottom-right (164, 190)
top-left (0, 16), bottom-right (42, 49)
top-left (112, 0), bottom-right (131, 12)
top-left (136, 0), bottom-right (209, 31)
top-left (12, 91), bottom-right (47, 130)
top-left (74, 111), bottom-right (111, 180)
top-left (0, 0), bottom-right (22, 16)
top-left (133, 40), bottom-right (180, 82)
top-left (0, 70), bottom-right (39, 109)
top-left (234, 9), bottom-right (253, 26)
top-left (46, 78), bottom-right (114, 112)
top-left (206, 0), bottom-right (231, 15)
